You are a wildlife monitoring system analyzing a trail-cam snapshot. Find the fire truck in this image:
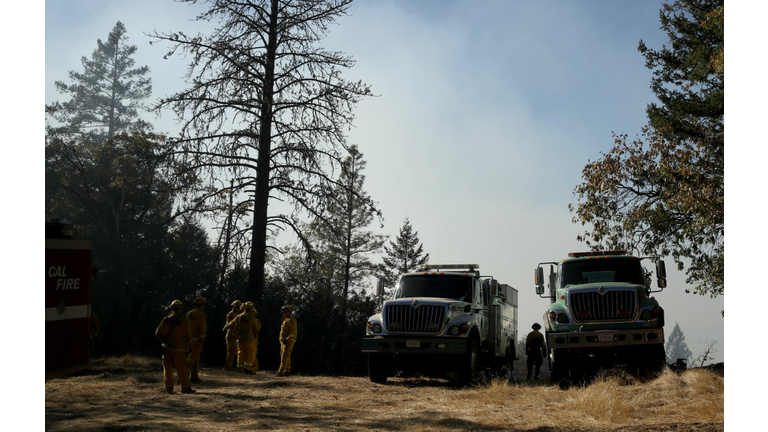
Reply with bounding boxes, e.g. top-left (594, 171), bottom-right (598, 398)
top-left (45, 221), bottom-right (94, 378)
top-left (535, 251), bottom-right (667, 385)
top-left (362, 264), bottom-right (518, 384)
